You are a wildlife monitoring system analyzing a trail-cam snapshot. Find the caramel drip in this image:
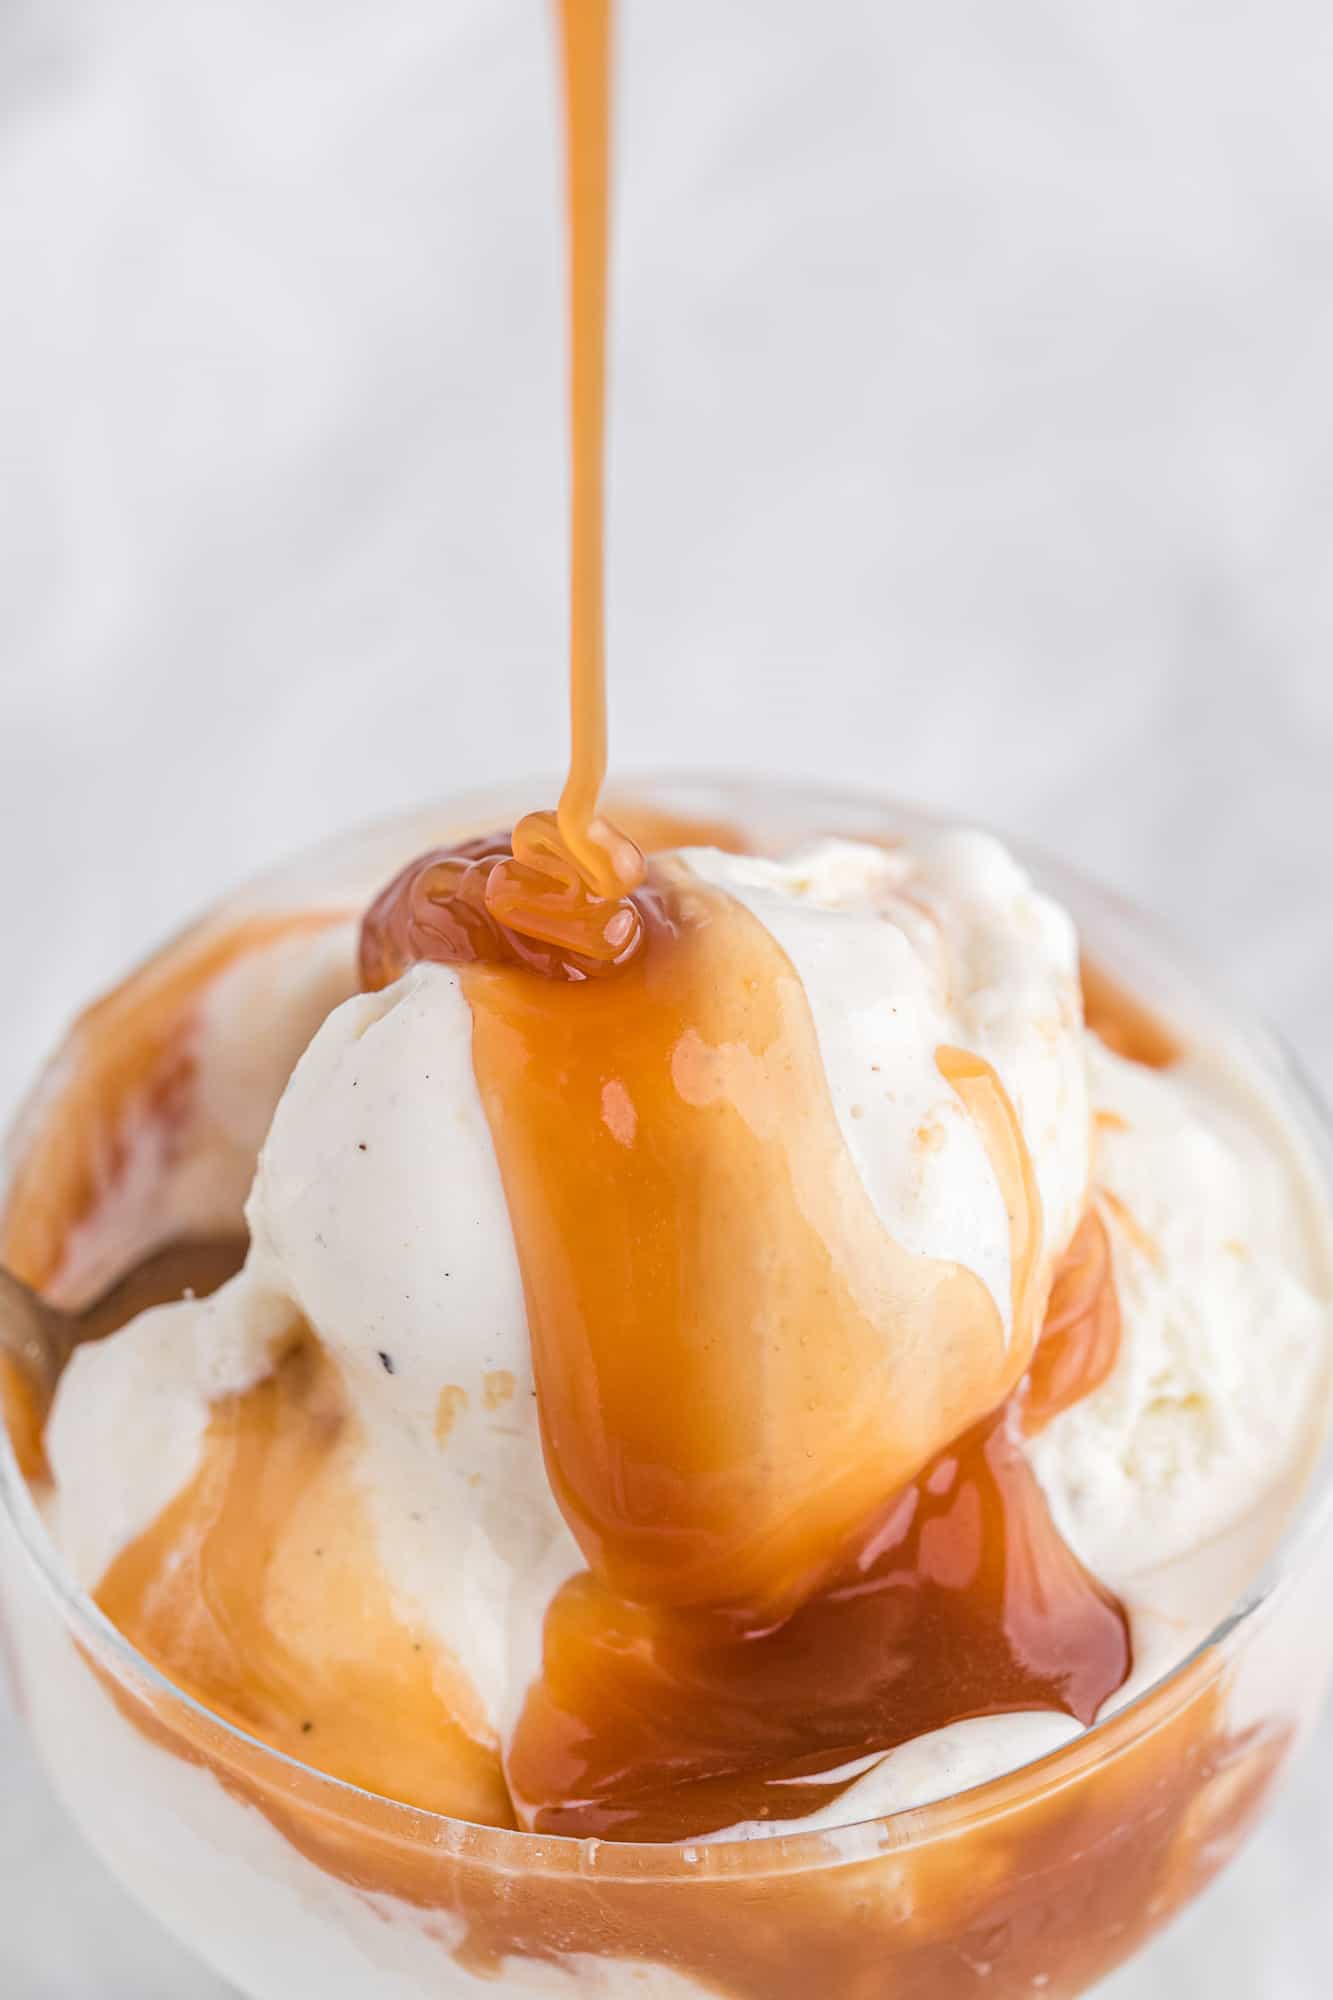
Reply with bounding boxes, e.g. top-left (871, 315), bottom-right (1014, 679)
top-left (358, 800), bottom-right (750, 991)
top-left (359, 834), bottom-right (643, 988)
top-left (0, 1361), bottom-right (46, 1485)
top-left (455, 865), bottom-right (1033, 1621)
top-left (1082, 957), bottom-right (1178, 1069)
top-left (96, 1338), bottom-right (512, 1828)
top-left (466, 0), bottom-right (646, 965)
top-left (507, 1392), bottom-right (1129, 1840)
top-left (356, 843), bottom-right (1134, 1834)
top-left (0, 0), bottom-right (1288, 1944)
top-left (504, 1137), bottom-right (1123, 1841)
top-left (0, 907), bottom-right (342, 1484)
top-left (1099, 1185), bottom-right (1162, 1268)
top-left (42, 1257), bottom-right (1274, 1987)
top-left (551, 0), bottom-right (622, 897)
top-left (82, 1169), bottom-right (1126, 1847)
top-left (1022, 1207), bottom-right (1121, 1434)
top-left (56, 1221), bottom-right (1253, 1932)
top-left (937, 1045), bottom-right (1044, 1341)
top-left (0, 910), bottom-right (348, 1295)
